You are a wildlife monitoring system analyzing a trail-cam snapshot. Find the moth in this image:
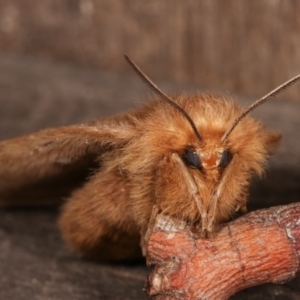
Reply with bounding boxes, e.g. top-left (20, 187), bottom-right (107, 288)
top-left (0, 55), bottom-right (299, 261)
